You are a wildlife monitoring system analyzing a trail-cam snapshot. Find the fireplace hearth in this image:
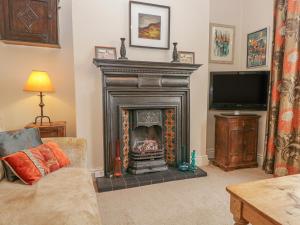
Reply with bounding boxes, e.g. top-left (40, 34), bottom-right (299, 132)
top-left (93, 59), bottom-right (201, 177)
